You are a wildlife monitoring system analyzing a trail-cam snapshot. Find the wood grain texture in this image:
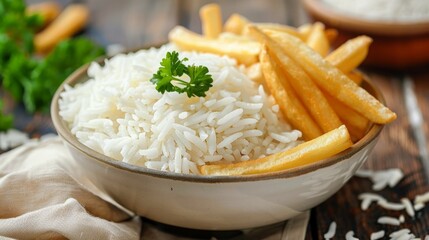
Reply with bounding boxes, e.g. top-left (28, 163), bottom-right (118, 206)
top-left (312, 72), bottom-right (429, 239)
top-left (83, 0), bottom-right (179, 48)
top-left (414, 71), bottom-right (429, 160)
